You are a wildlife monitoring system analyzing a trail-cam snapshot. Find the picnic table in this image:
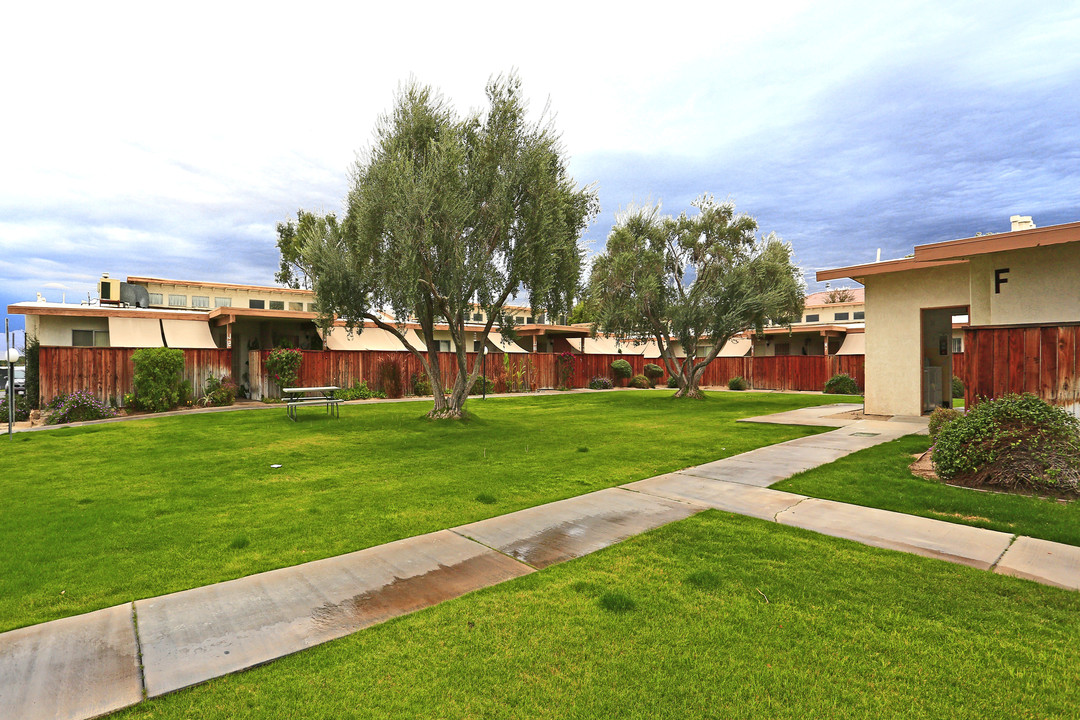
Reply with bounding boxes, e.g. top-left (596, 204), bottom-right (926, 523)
top-left (283, 386), bottom-right (342, 421)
